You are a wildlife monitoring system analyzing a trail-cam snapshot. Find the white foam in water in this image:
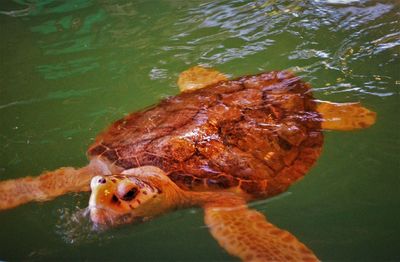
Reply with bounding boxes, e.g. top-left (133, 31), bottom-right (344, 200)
top-left (55, 206), bottom-right (114, 244)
